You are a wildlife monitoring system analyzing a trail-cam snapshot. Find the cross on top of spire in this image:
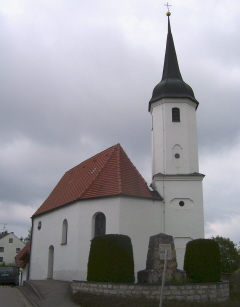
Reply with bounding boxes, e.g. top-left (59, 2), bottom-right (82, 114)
top-left (165, 2), bottom-right (171, 16)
